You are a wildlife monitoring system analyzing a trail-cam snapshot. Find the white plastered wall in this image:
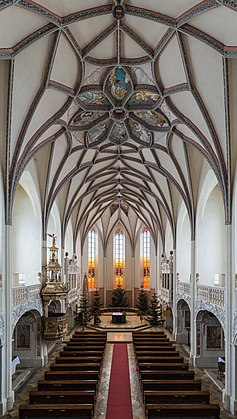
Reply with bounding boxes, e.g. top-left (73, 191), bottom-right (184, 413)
top-left (196, 171), bottom-right (225, 285)
top-left (165, 221), bottom-right (173, 255)
top-left (0, 168), bottom-right (4, 312)
top-left (12, 172), bottom-right (42, 285)
top-left (47, 201), bottom-right (61, 264)
top-left (64, 219), bottom-right (73, 257)
top-left (176, 202), bottom-right (191, 283)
